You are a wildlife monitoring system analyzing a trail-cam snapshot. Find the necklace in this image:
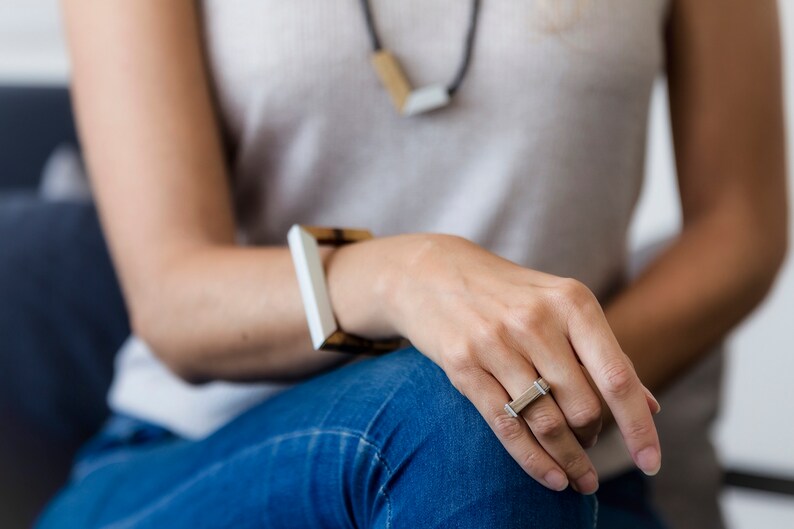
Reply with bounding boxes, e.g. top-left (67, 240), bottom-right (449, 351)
top-left (358, 0), bottom-right (482, 116)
